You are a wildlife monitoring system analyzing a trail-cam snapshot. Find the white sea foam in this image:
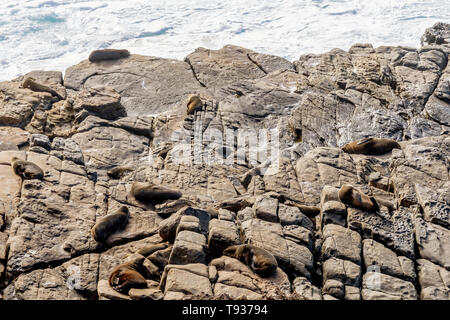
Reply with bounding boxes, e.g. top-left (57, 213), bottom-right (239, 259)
top-left (0, 0), bottom-right (448, 81)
